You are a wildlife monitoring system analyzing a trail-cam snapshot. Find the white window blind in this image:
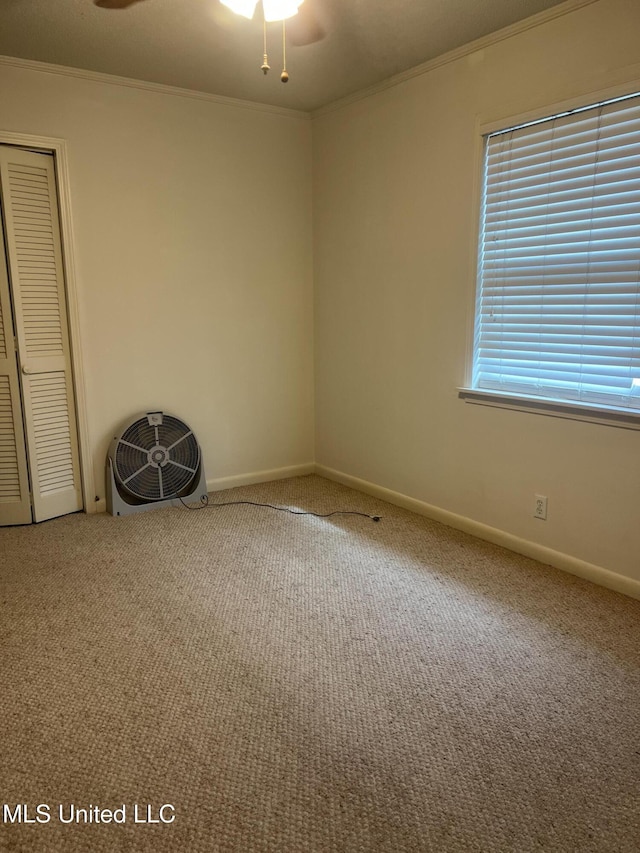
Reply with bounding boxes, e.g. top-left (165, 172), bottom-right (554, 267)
top-left (474, 94), bottom-right (640, 412)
